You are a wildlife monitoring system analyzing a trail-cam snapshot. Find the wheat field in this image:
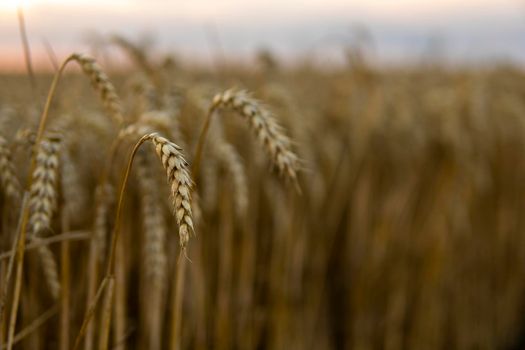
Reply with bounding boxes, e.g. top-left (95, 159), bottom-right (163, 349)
top-left (0, 34), bottom-right (525, 350)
